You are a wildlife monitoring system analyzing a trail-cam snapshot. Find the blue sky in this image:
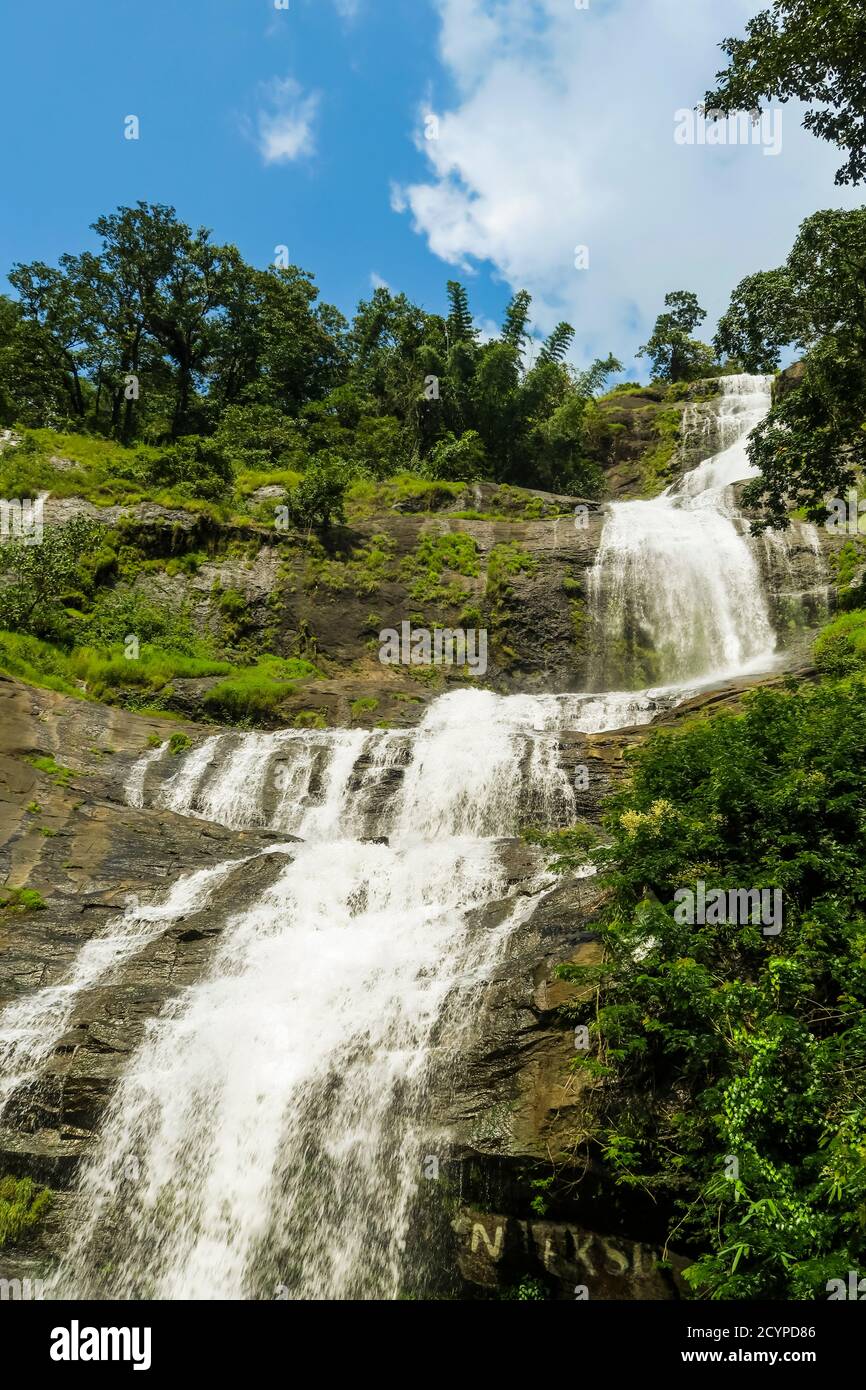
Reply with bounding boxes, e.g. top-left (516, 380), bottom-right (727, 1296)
top-left (0, 0), bottom-right (859, 374)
